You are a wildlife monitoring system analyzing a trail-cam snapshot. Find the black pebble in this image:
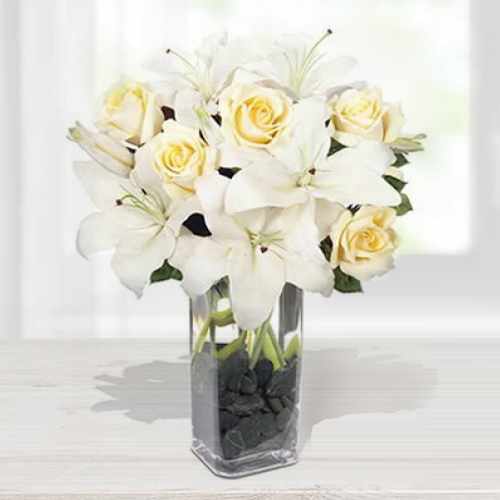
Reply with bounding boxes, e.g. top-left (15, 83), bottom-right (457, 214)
top-left (254, 358), bottom-right (273, 388)
top-left (219, 410), bottom-right (239, 433)
top-left (227, 393), bottom-right (265, 416)
top-left (219, 350), bottom-right (249, 392)
top-left (259, 412), bottom-right (278, 439)
top-left (240, 370), bottom-right (258, 395)
top-left (266, 359), bottom-right (298, 398)
top-left (281, 395), bottom-right (295, 410)
top-left (237, 415), bottom-right (262, 448)
top-left (267, 397), bottom-right (284, 414)
top-left (222, 429), bottom-right (246, 460)
top-left (219, 390), bottom-right (238, 410)
top-left (276, 407), bottom-right (292, 432)
top-left (260, 403), bottom-right (272, 413)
